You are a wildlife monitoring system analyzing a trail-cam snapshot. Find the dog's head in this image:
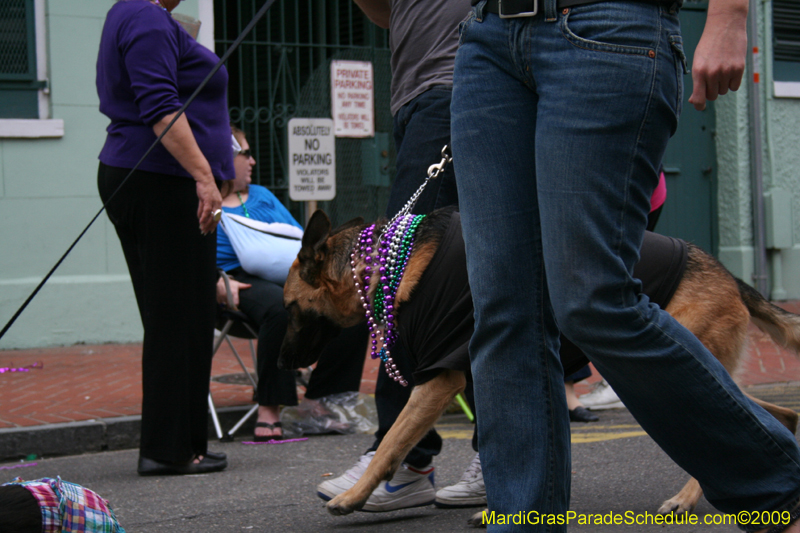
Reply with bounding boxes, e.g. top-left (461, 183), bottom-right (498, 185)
top-left (278, 210), bottom-right (365, 370)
